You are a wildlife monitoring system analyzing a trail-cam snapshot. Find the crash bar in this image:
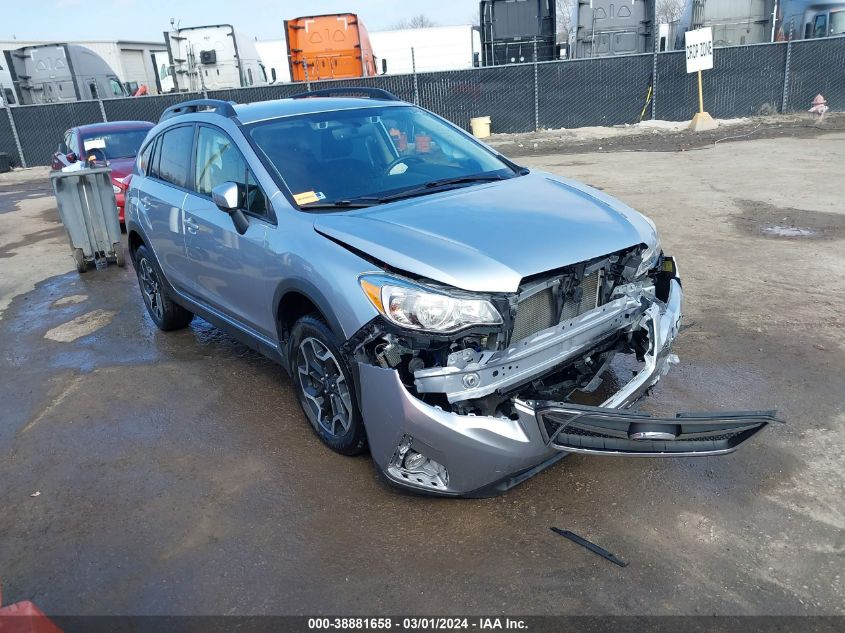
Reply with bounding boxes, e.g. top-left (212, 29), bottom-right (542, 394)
top-left (159, 99), bottom-right (238, 122)
top-left (289, 87), bottom-right (401, 101)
